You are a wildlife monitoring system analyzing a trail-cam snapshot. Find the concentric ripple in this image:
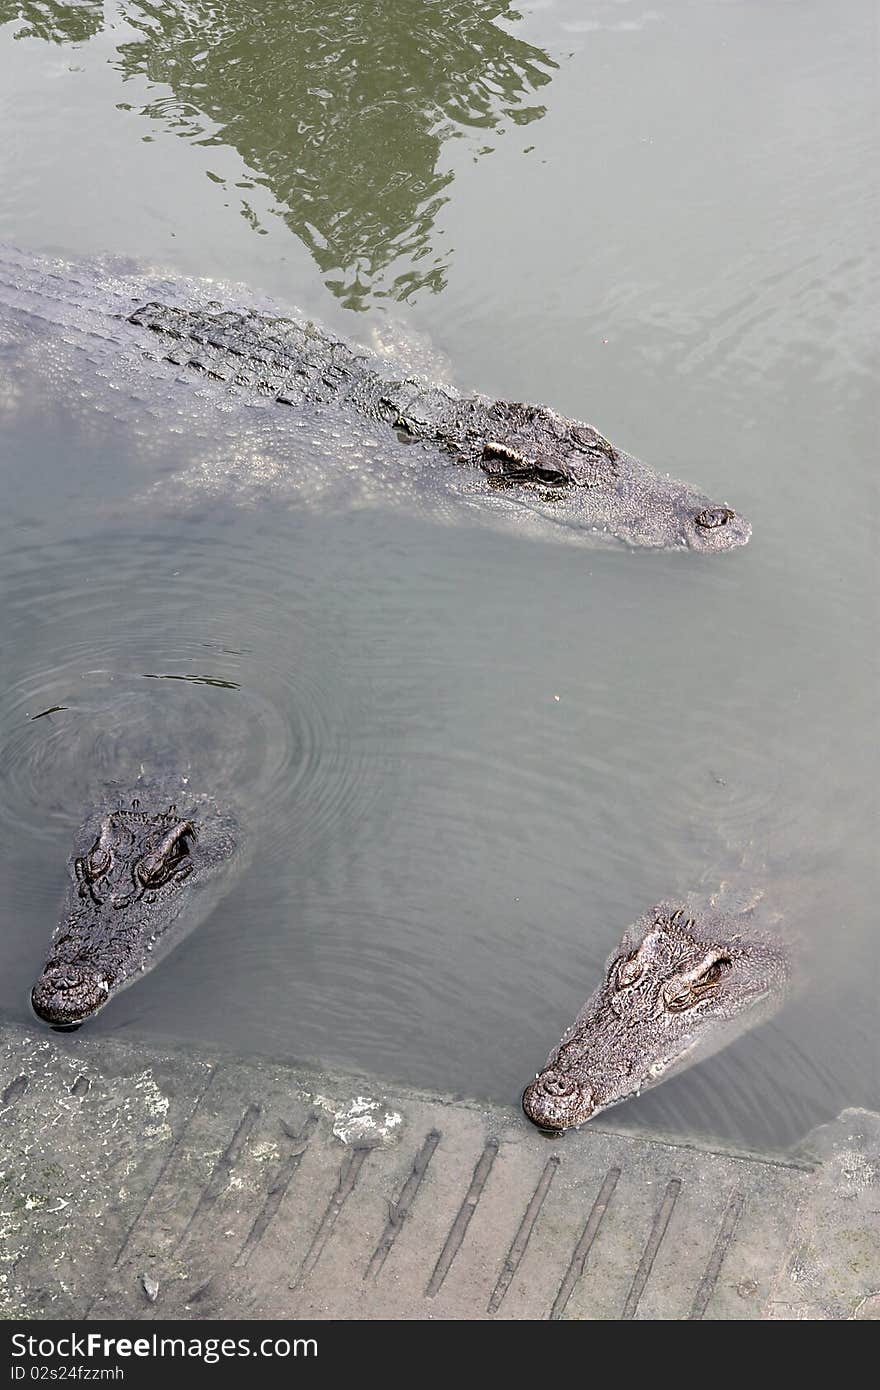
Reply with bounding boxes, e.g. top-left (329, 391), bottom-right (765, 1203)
top-left (0, 529), bottom-right (382, 912)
